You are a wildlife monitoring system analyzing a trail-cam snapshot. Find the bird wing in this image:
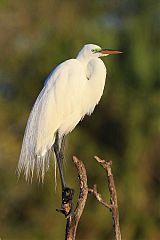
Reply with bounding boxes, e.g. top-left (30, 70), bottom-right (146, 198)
top-left (18, 59), bottom-right (86, 180)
